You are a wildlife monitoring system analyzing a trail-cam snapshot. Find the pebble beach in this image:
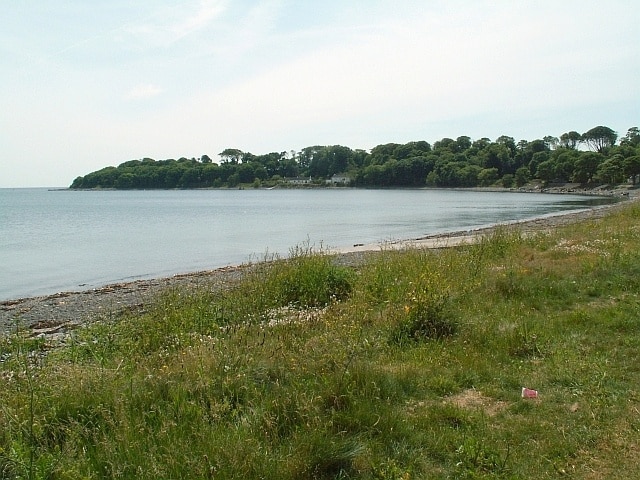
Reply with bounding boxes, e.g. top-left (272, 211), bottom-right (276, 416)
top-left (1, 191), bottom-right (635, 338)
